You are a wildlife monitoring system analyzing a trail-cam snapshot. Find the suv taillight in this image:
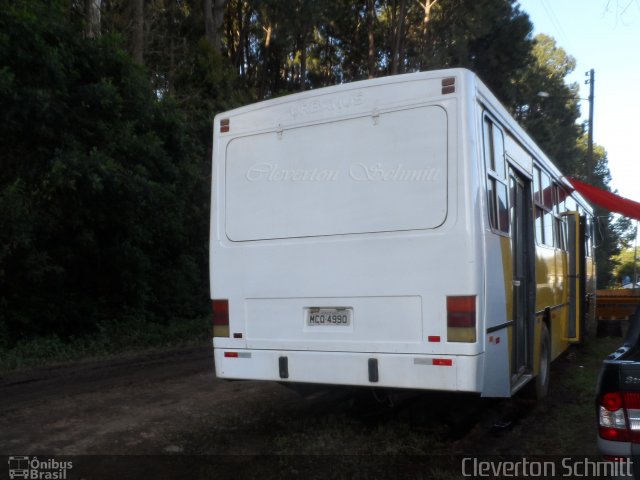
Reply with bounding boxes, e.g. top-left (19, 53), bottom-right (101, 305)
top-left (212, 299), bottom-right (229, 337)
top-left (599, 392), bottom-right (640, 442)
top-left (447, 296), bottom-right (476, 343)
